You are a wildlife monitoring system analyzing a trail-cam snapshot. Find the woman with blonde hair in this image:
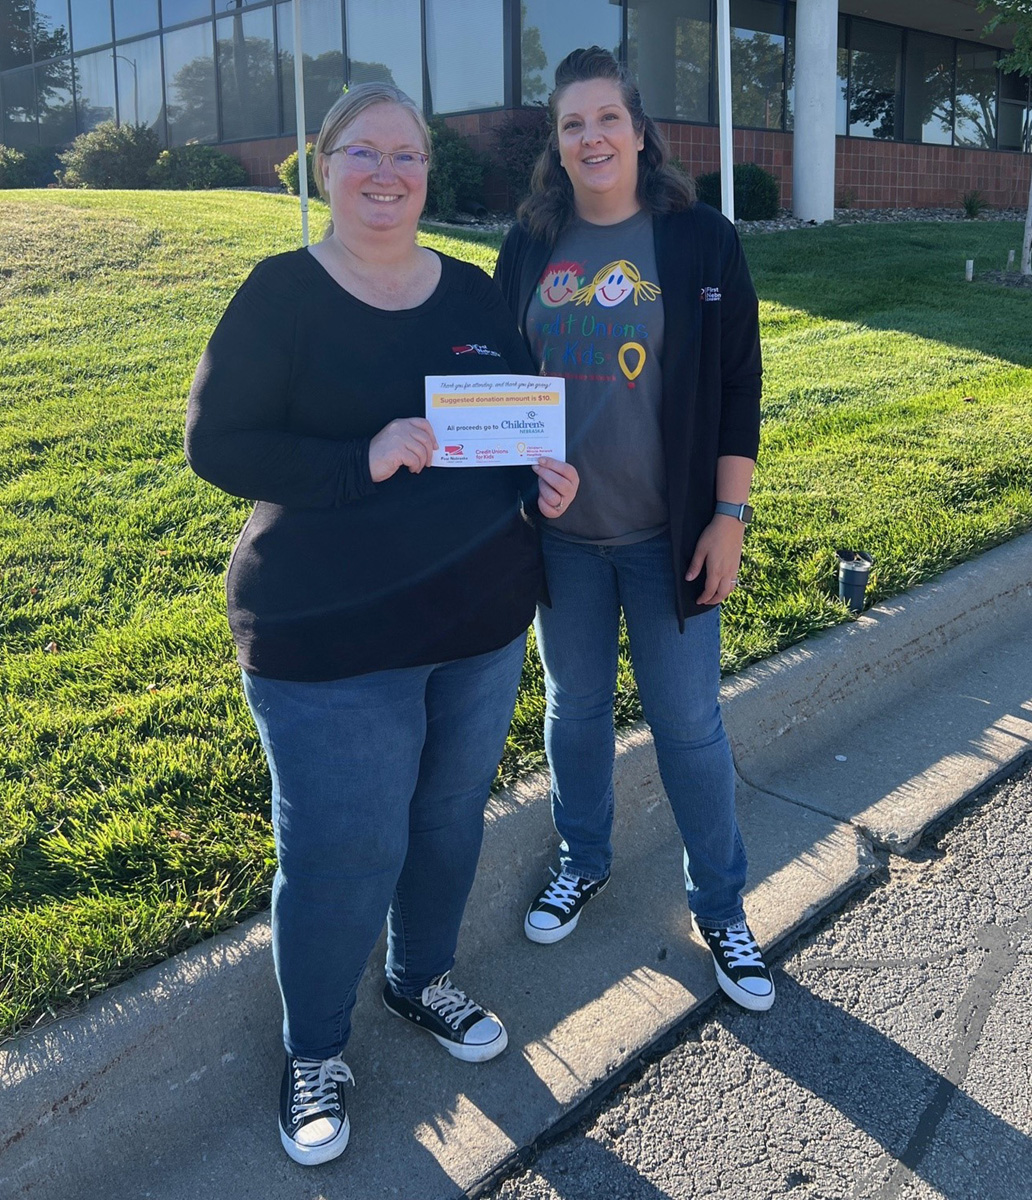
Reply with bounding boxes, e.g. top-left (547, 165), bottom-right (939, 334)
top-left (495, 47), bottom-right (774, 1013)
top-left (186, 82), bottom-right (577, 1166)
